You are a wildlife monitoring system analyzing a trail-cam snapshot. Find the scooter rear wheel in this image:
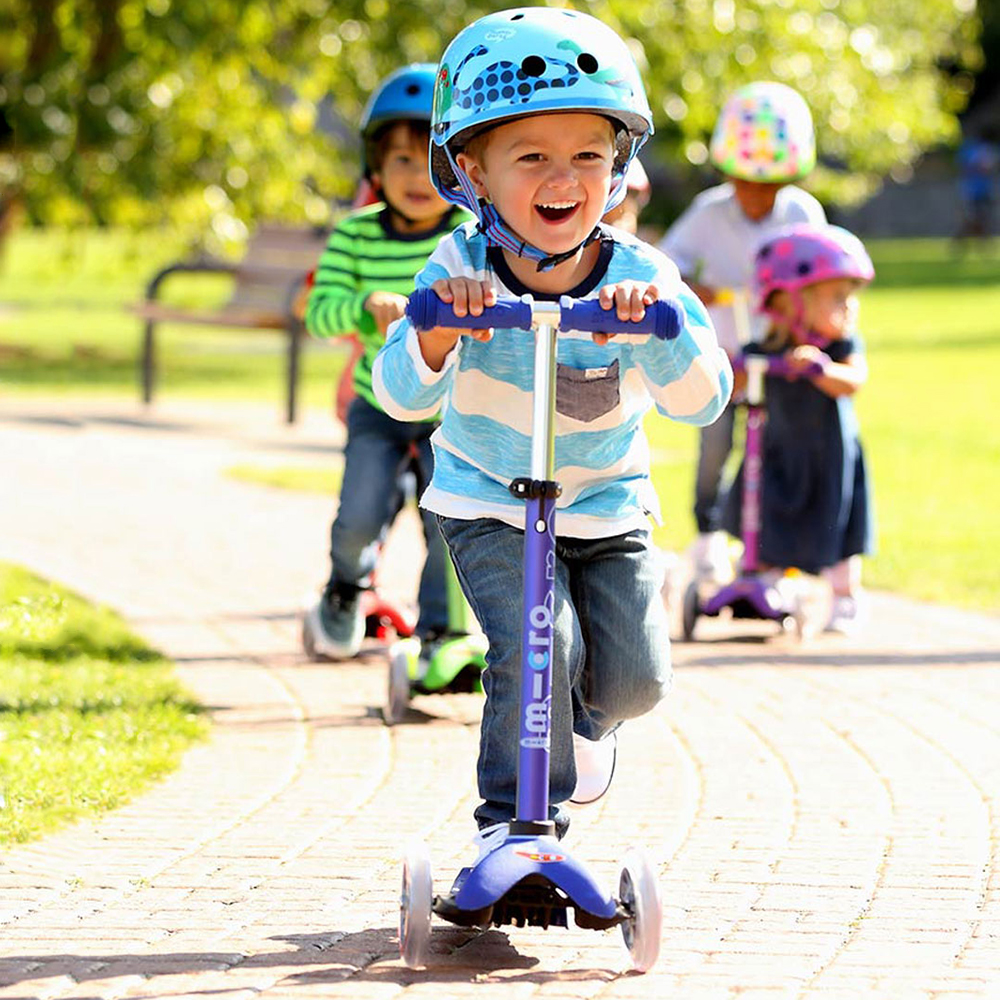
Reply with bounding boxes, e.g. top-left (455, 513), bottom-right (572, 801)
top-left (385, 650), bottom-right (412, 725)
top-left (301, 615), bottom-right (318, 661)
top-left (400, 841), bottom-right (433, 968)
top-left (682, 582), bottom-right (700, 641)
top-left (619, 847), bottom-right (663, 972)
